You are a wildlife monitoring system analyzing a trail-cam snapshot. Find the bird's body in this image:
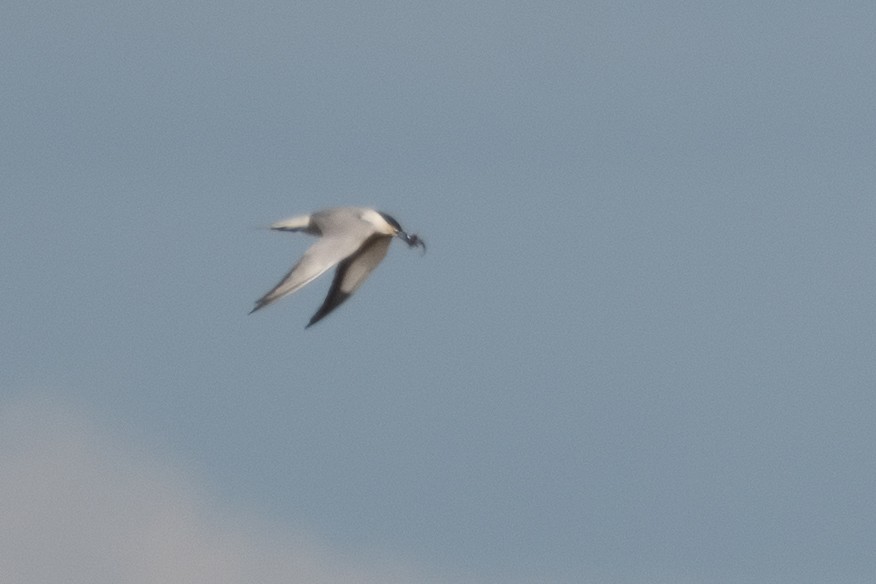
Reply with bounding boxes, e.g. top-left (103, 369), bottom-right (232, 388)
top-left (250, 207), bottom-right (424, 327)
